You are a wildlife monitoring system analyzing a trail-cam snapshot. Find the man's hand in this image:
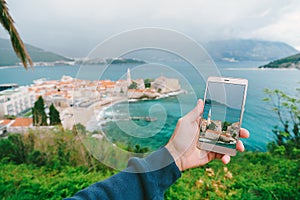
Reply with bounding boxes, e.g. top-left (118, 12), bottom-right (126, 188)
top-left (165, 99), bottom-right (250, 171)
